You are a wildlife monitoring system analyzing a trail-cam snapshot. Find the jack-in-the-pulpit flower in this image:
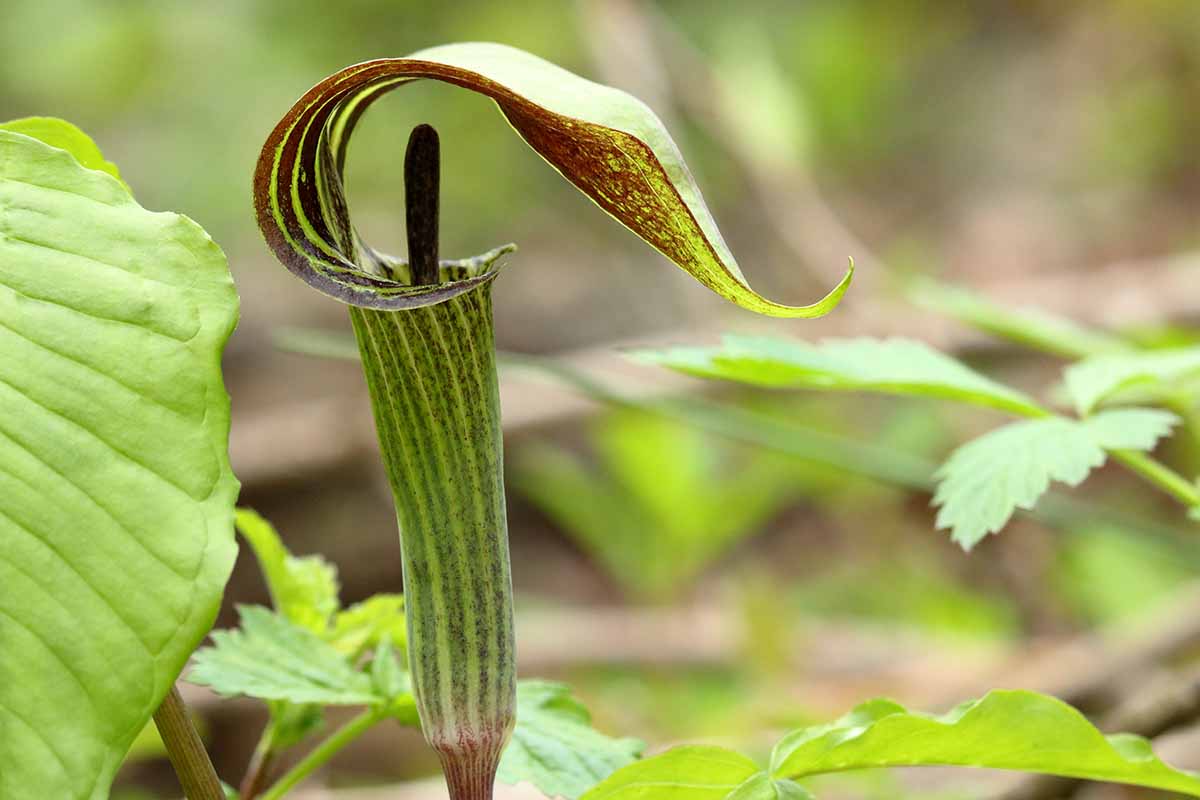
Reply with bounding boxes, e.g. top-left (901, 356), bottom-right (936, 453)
top-left (253, 42), bottom-right (850, 800)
